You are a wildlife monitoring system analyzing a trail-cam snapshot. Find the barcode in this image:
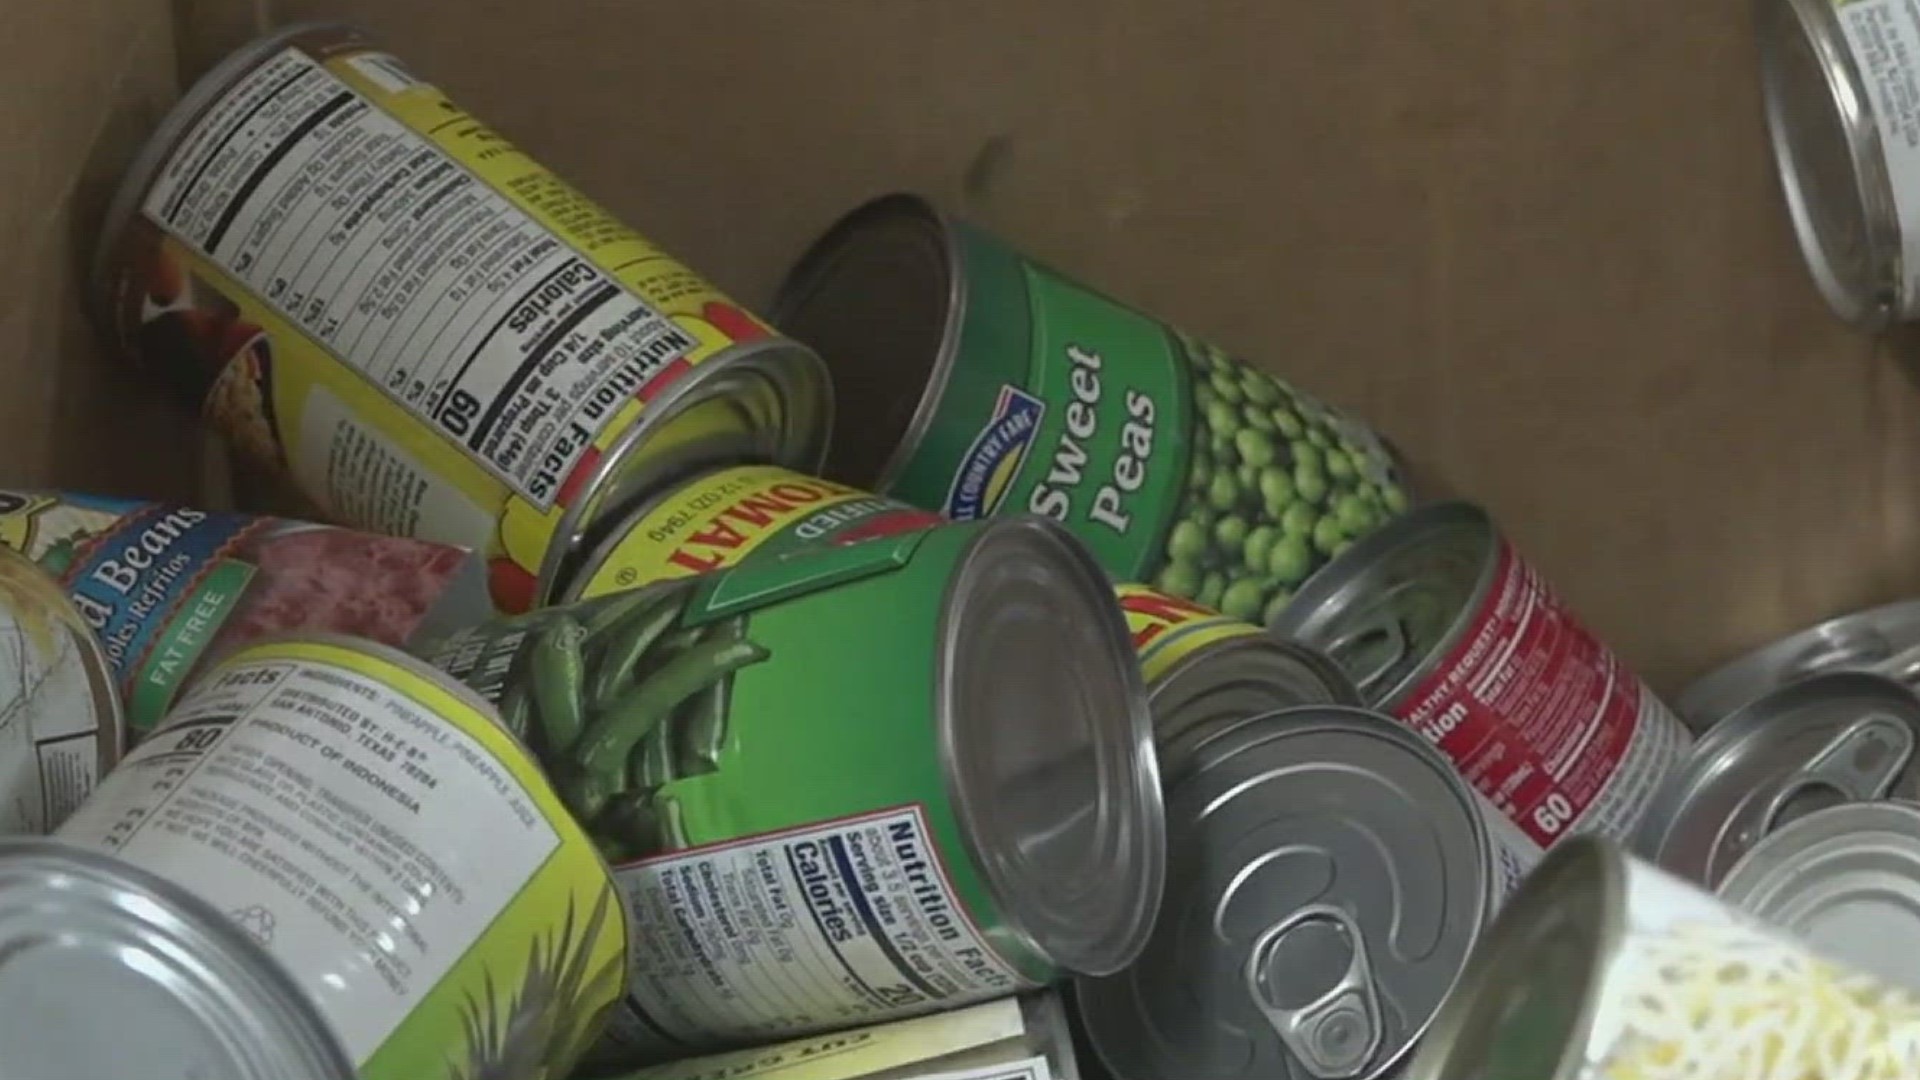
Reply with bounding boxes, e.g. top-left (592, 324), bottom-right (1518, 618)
top-left (347, 53), bottom-right (420, 93)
